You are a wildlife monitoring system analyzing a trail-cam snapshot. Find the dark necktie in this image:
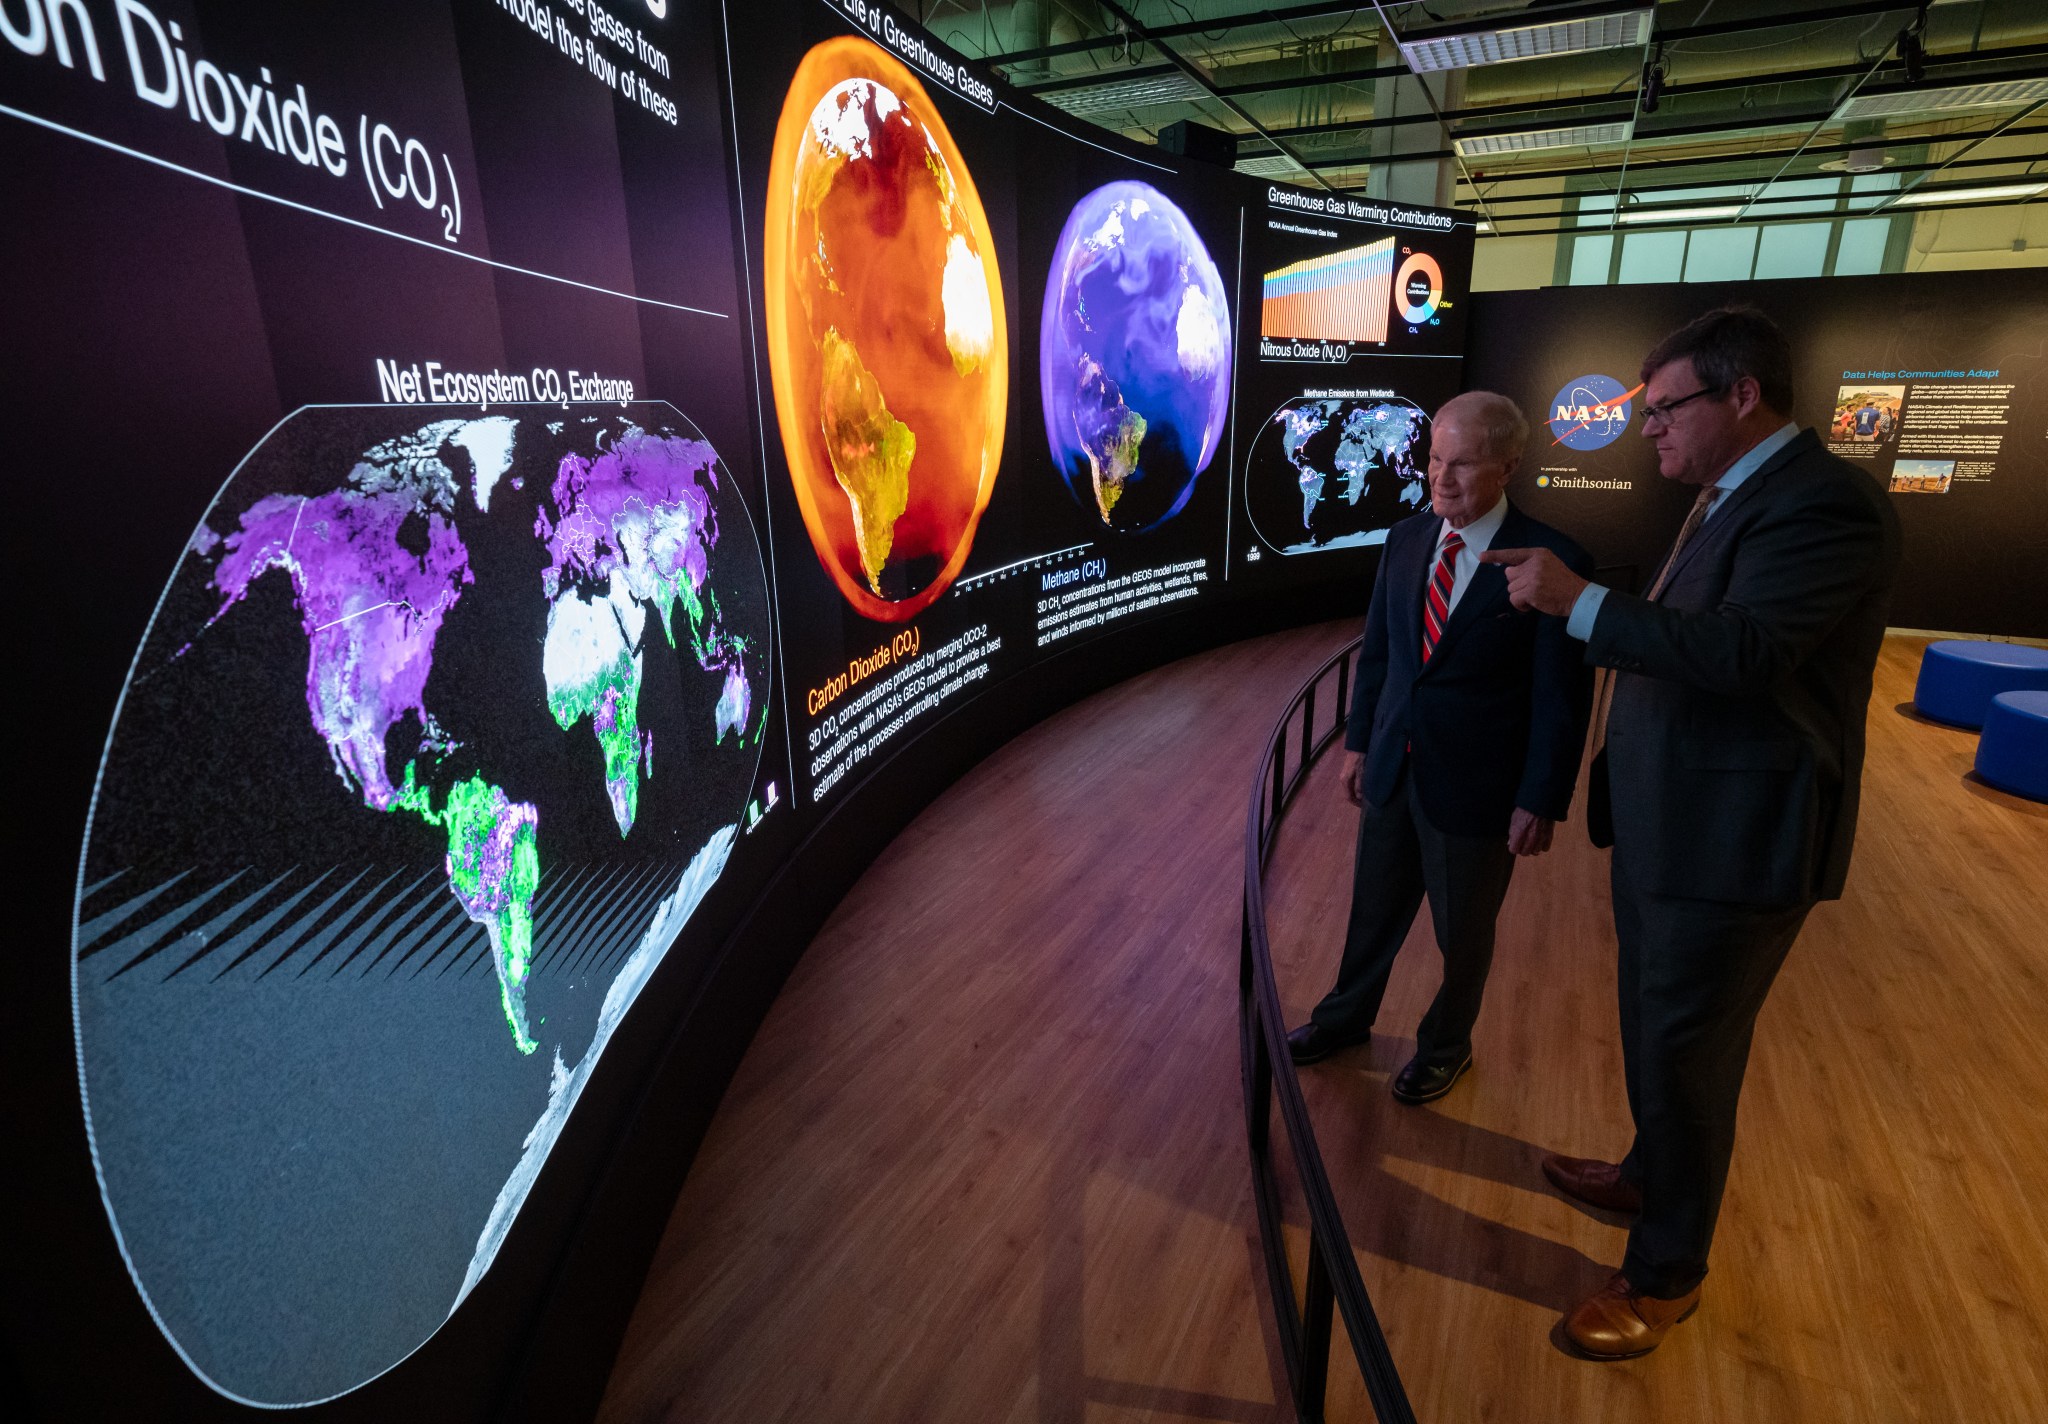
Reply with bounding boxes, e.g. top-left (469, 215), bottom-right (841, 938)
top-left (1421, 530), bottom-right (1464, 663)
top-left (1645, 485), bottom-right (1722, 601)
top-left (1591, 484), bottom-right (1722, 752)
